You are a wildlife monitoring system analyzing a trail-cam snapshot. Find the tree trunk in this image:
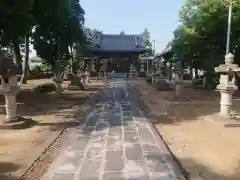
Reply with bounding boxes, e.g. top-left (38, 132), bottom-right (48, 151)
top-left (70, 45), bottom-right (74, 73)
top-left (54, 36), bottom-right (63, 96)
top-left (20, 35), bottom-right (30, 84)
top-left (12, 39), bottom-right (22, 69)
